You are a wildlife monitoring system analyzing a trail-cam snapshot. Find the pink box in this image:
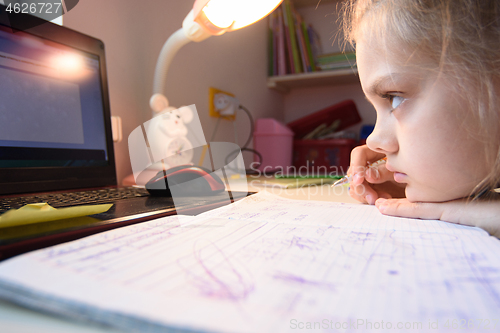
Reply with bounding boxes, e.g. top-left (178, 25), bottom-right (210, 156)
top-left (253, 118), bottom-right (294, 172)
